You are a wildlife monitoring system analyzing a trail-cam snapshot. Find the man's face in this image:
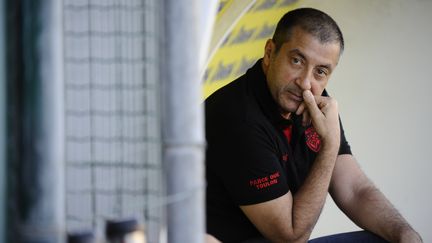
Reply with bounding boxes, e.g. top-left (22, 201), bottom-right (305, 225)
top-left (262, 27), bottom-right (341, 117)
